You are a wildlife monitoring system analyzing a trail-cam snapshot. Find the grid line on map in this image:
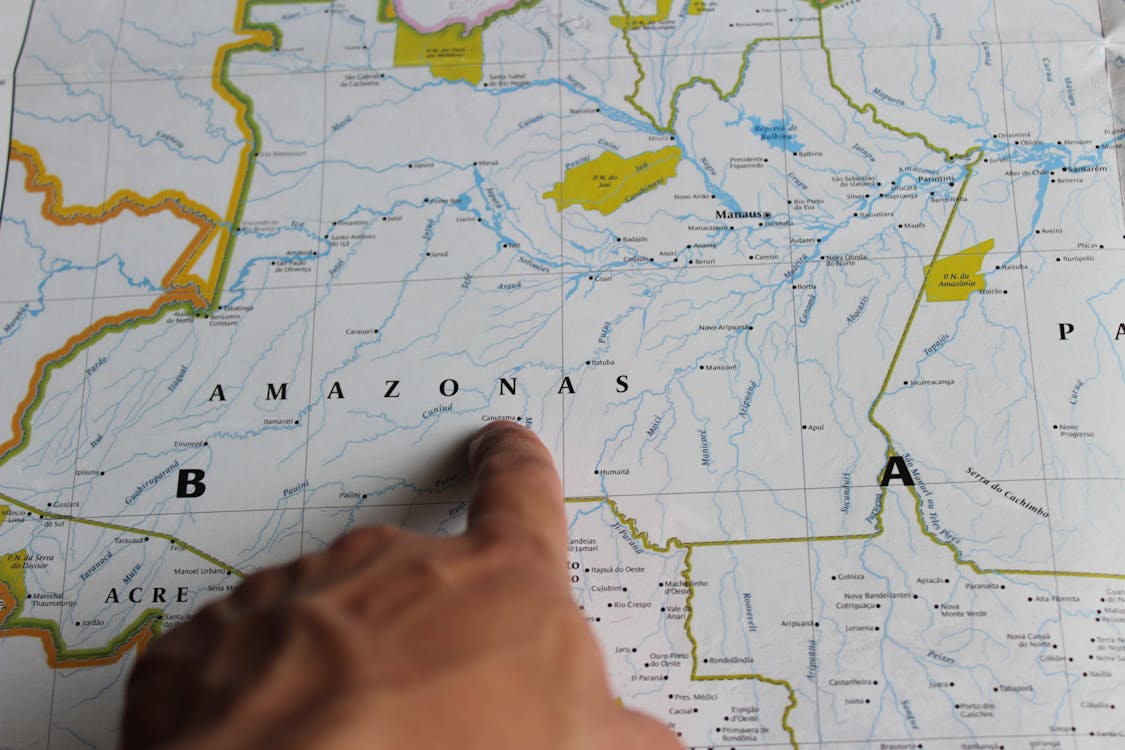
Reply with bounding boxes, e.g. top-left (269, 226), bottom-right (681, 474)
top-left (13, 246), bottom-right (1125, 308)
top-left (0, 1), bottom-right (35, 222)
top-left (44, 1), bottom-right (130, 747)
top-left (5, 246), bottom-right (1125, 308)
top-left (771, 5), bottom-right (825, 746)
top-left (2, 4), bottom-right (1122, 750)
top-left (3, 247), bottom-right (1125, 307)
top-left (30, 473), bottom-right (1125, 523)
top-left (556, 0), bottom-right (566, 491)
top-left (296, 3), bottom-right (336, 556)
top-left (9, 36), bottom-right (1118, 90)
top-left (677, 726), bottom-right (1087, 749)
top-left (990, 3), bottom-right (1080, 744)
